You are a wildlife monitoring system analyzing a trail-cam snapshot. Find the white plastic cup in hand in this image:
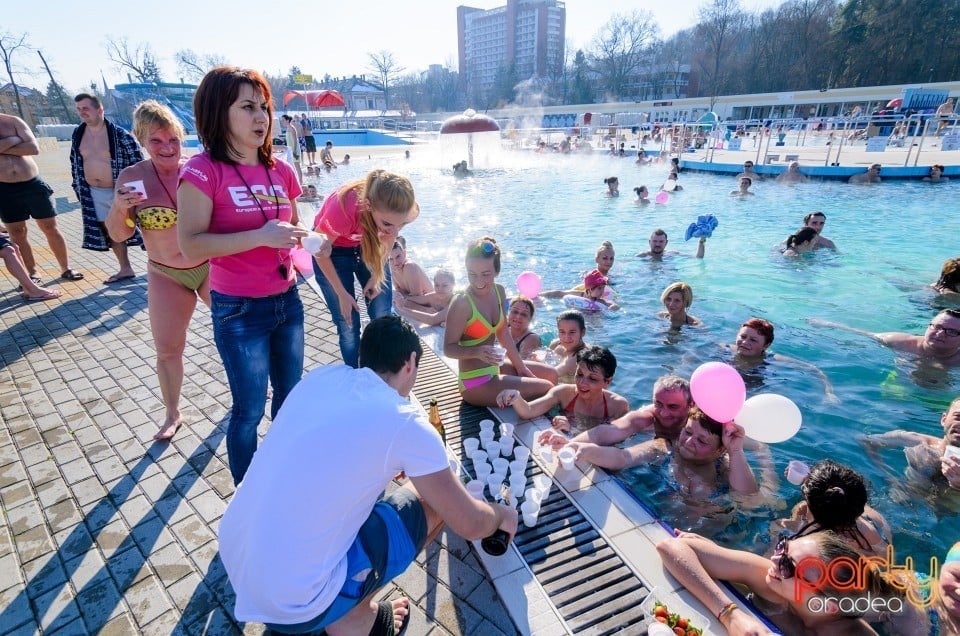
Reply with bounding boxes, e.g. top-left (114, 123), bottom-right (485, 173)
top-left (474, 460), bottom-right (492, 480)
top-left (122, 180), bottom-right (147, 199)
top-left (463, 438), bottom-right (480, 456)
top-left (500, 422), bottom-right (515, 438)
top-left (479, 419), bottom-right (495, 434)
top-left (499, 436), bottom-right (515, 457)
top-left (492, 458), bottom-right (509, 475)
top-left (301, 231), bottom-right (327, 254)
top-left (558, 447), bottom-right (576, 470)
top-left (513, 446), bottom-right (530, 463)
top-left (521, 500), bottom-right (540, 527)
top-left (466, 480), bottom-right (485, 500)
top-left (786, 460), bottom-right (811, 485)
top-left (944, 445), bottom-right (960, 460)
